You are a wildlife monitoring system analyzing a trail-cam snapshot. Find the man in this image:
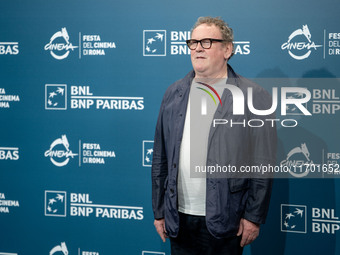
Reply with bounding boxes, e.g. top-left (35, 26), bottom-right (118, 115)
top-left (152, 17), bottom-right (276, 254)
